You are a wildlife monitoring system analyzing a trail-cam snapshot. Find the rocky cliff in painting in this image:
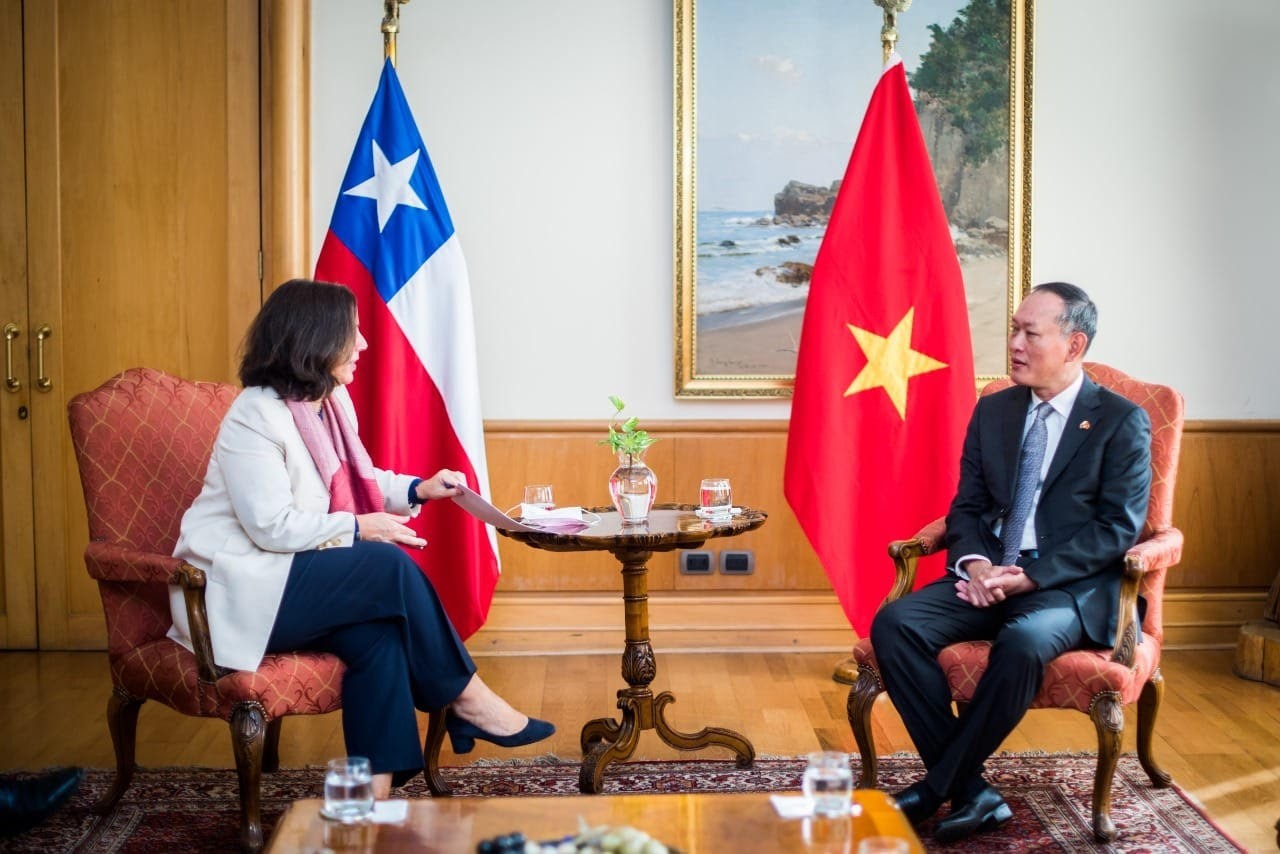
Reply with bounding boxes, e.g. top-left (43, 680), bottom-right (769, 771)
top-left (768, 99), bottom-right (1007, 261)
top-left (916, 95), bottom-right (1008, 231)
